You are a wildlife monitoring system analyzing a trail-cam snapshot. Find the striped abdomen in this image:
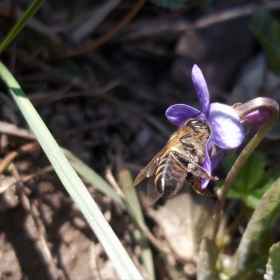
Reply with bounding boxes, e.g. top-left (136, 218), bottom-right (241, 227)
top-left (154, 152), bottom-right (187, 197)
